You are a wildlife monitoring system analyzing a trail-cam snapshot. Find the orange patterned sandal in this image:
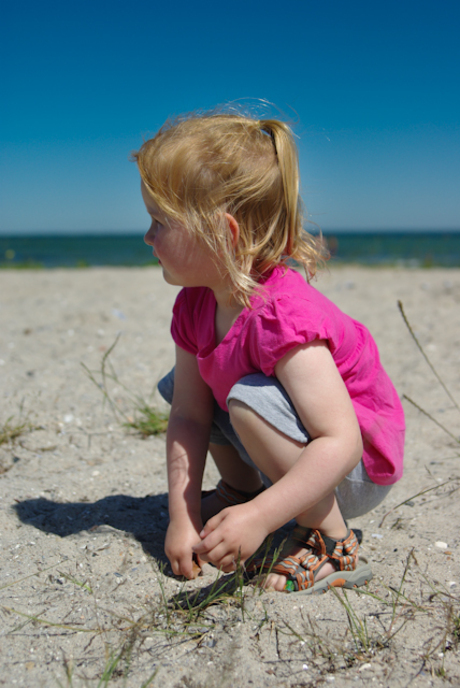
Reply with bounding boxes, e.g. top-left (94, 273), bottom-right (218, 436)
top-left (258, 526), bottom-right (372, 594)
